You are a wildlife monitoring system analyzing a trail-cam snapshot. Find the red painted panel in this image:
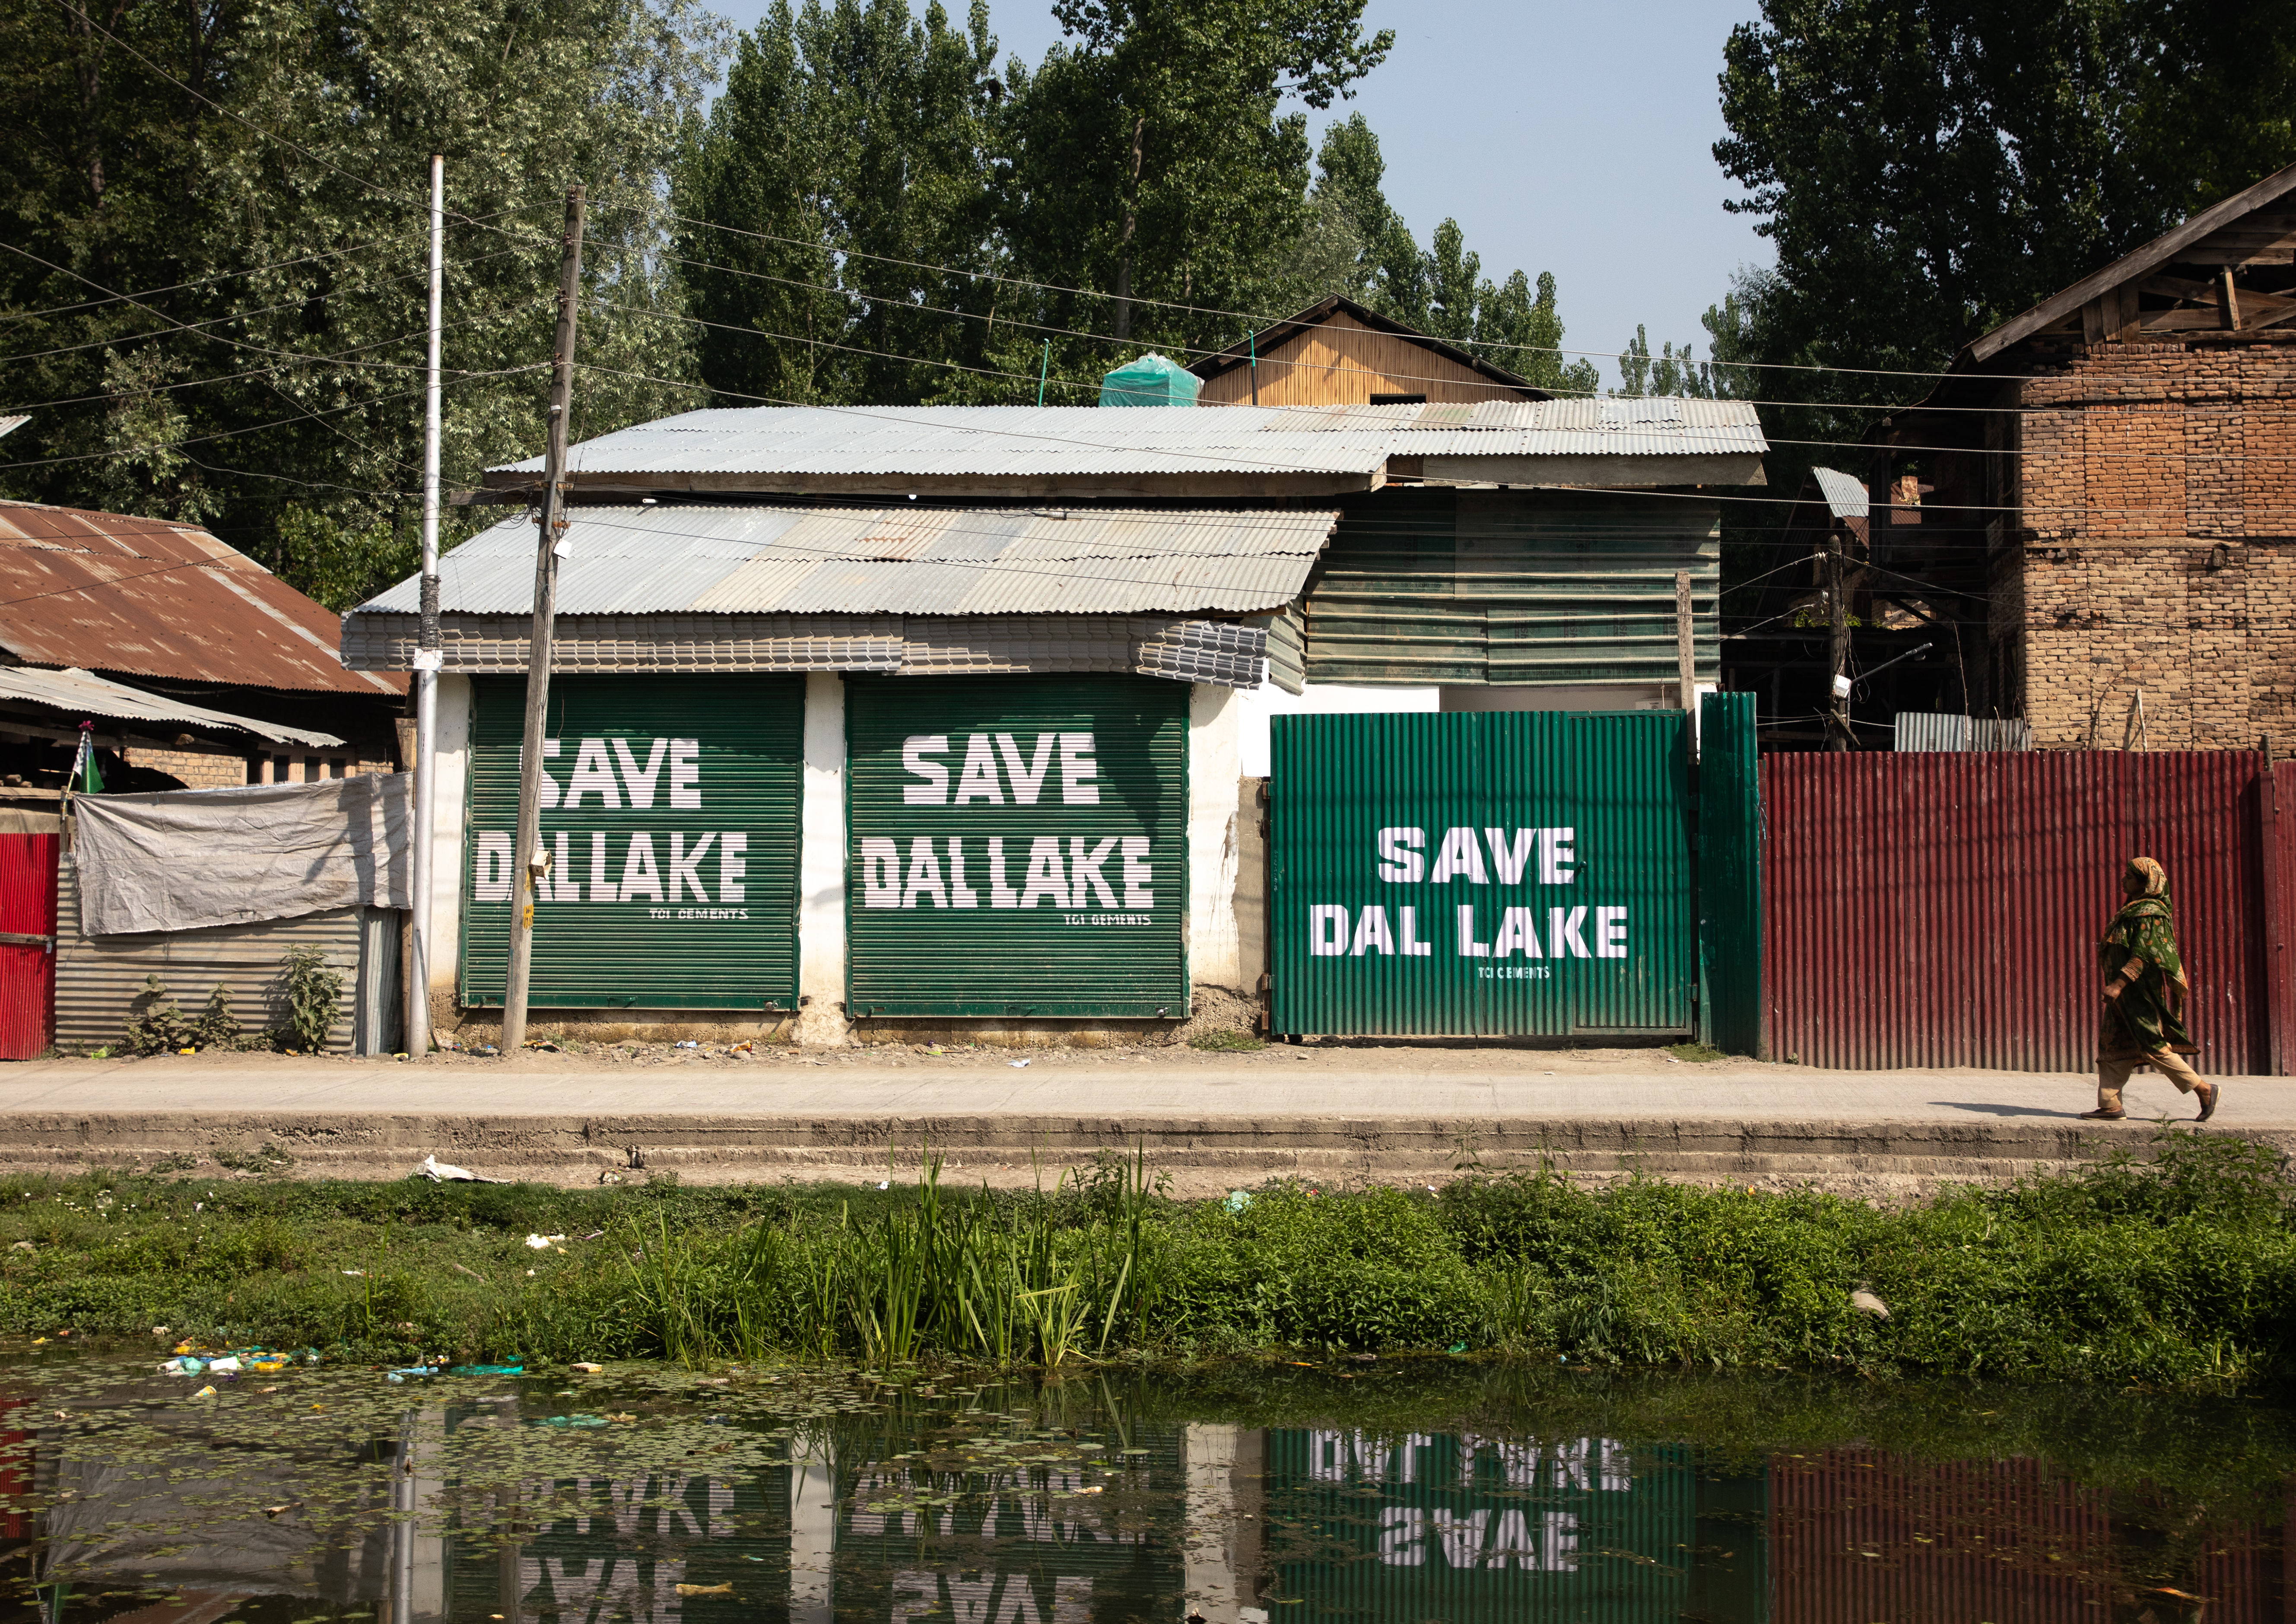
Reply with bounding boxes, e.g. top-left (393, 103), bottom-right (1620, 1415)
top-left (1769, 1449), bottom-right (2112, 1624)
top-left (1764, 752), bottom-right (2276, 1074)
top-left (0, 833), bottom-right (57, 1060)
